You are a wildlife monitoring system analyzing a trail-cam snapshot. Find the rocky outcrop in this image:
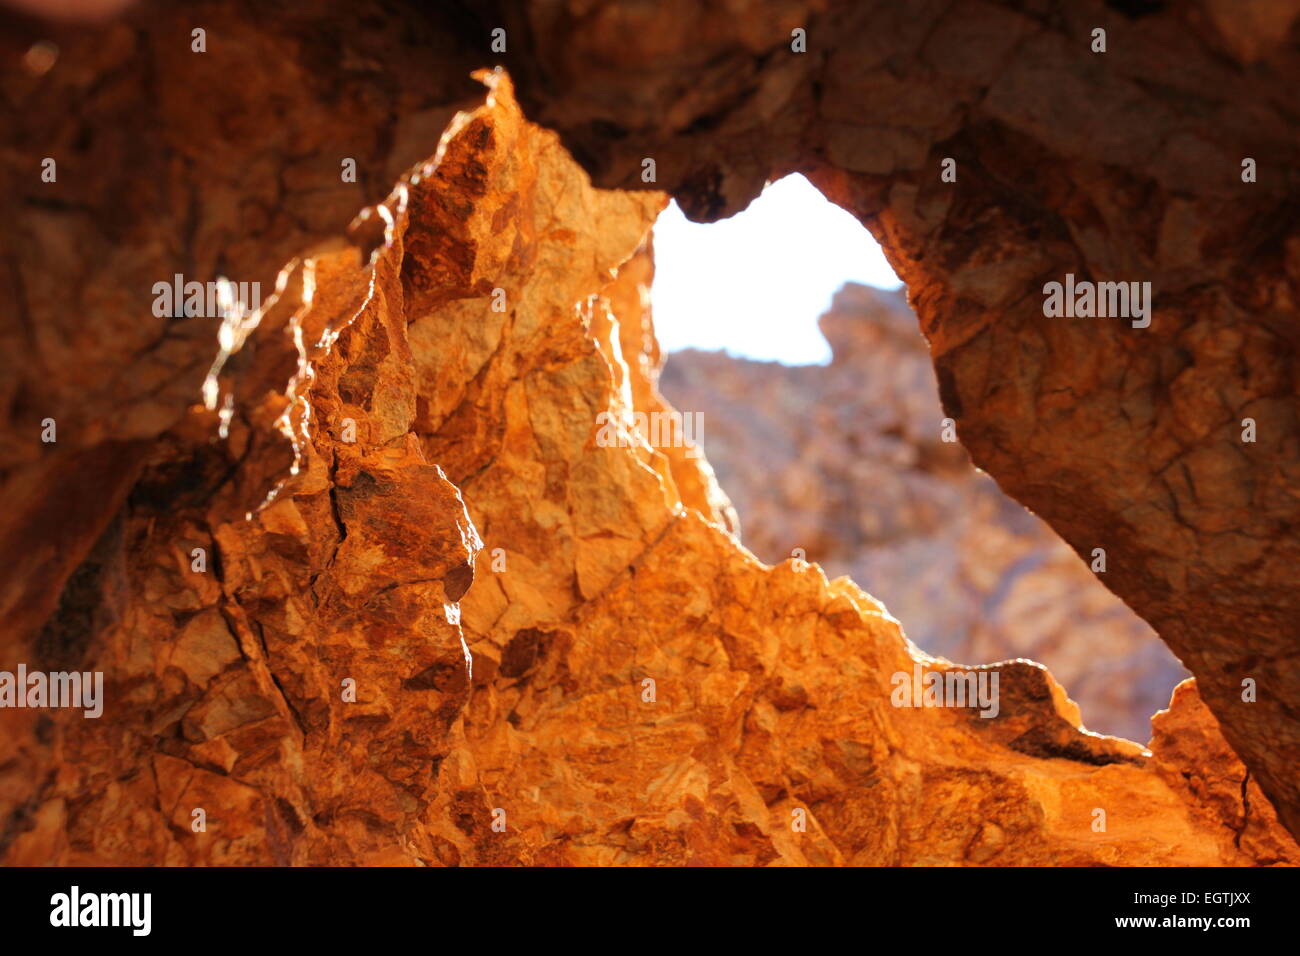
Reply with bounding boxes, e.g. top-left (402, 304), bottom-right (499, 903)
top-left (0, 0), bottom-right (492, 649)
top-left (2, 73), bottom-right (1294, 865)
top-left (661, 283), bottom-right (1188, 743)
top-left (494, 0), bottom-right (1300, 842)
